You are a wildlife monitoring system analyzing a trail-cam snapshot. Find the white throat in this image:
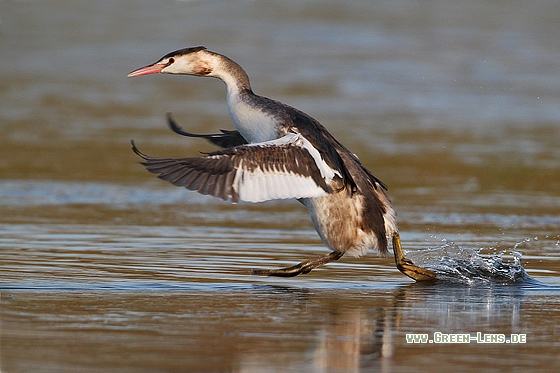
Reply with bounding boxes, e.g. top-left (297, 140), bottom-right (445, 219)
top-left (225, 90), bottom-right (280, 144)
top-left (195, 51), bottom-right (282, 144)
